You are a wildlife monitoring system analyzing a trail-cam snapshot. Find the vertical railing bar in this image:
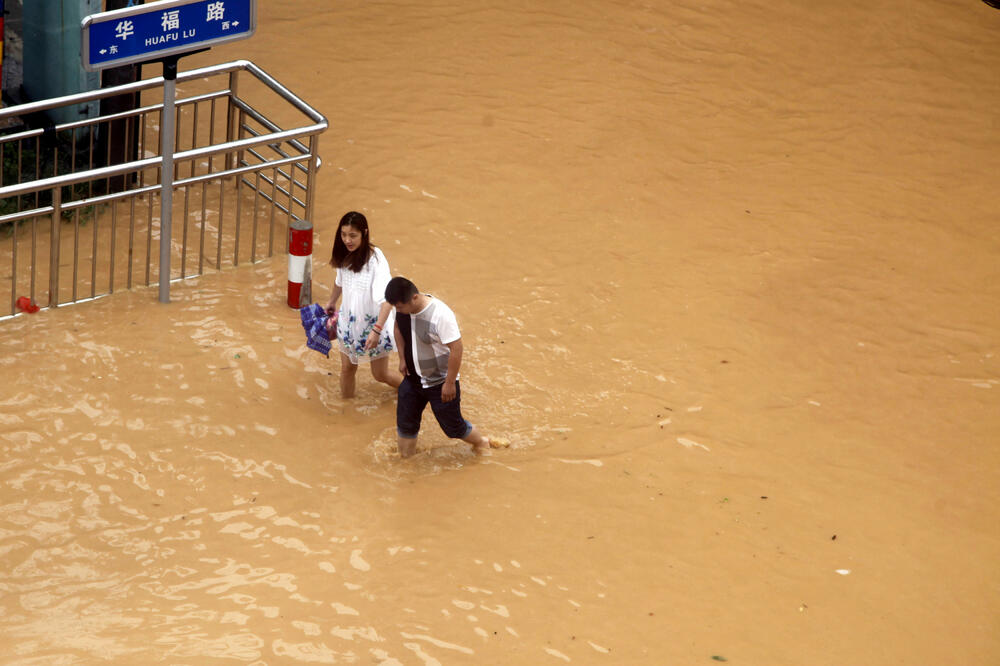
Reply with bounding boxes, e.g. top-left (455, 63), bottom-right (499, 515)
top-left (49, 140), bottom-right (62, 308)
top-left (88, 125), bottom-right (95, 198)
top-left (216, 174), bottom-right (225, 270)
top-left (226, 69), bottom-right (239, 170)
top-left (53, 140), bottom-right (61, 305)
top-left (267, 166), bottom-right (278, 257)
top-left (181, 101), bottom-right (197, 278)
top-left (305, 134), bottom-right (319, 227)
top-left (181, 181), bottom-right (190, 278)
top-left (127, 194), bottom-right (136, 289)
top-left (233, 109), bottom-right (245, 266)
top-left (34, 137), bottom-right (41, 209)
top-left (199, 177), bottom-right (208, 276)
top-left (126, 112), bottom-right (136, 290)
top-left (286, 161), bottom-right (295, 243)
top-left (10, 220), bottom-right (18, 314)
top-left (104, 119), bottom-right (112, 194)
top-left (72, 208), bottom-right (80, 302)
top-left (250, 170), bottom-right (260, 263)
top-left (208, 97), bottom-right (217, 174)
top-left (30, 216), bottom-right (37, 305)
top-left (16, 140), bottom-right (23, 214)
top-left (195, 99), bottom-right (205, 275)
top-left (91, 199), bottom-right (98, 299)
top-left (109, 200), bottom-right (117, 293)
top-left (145, 190), bottom-right (154, 287)
top-left (16, 138), bottom-right (22, 187)
top-left (207, 96), bottom-right (217, 270)
top-left (124, 114), bottom-right (132, 192)
top-left (174, 100), bottom-right (182, 181)
top-left (234, 172), bottom-right (242, 265)
top-left (71, 129), bottom-right (77, 182)
top-left (139, 111), bottom-right (147, 191)
top-left (48, 186), bottom-right (61, 307)
top-left (16, 137), bottom-right (22, 199)
top-left (191, 102), bottom-right (199, 178)
top-left (53, 141), bottom-right (60, 305)
top-left (153, 105), bottom-right (164, 287)
top-left (198, 179), bottom-right (207, 276)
